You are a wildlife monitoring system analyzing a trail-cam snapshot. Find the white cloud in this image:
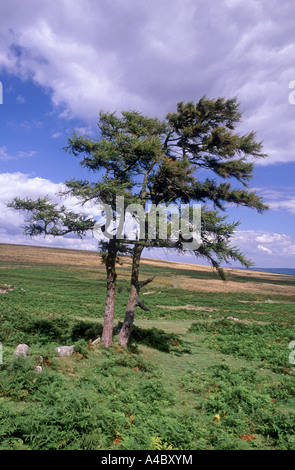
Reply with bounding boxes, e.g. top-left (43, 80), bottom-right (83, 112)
top-left (257, 244), bottom-right (272, 255)
top-left (0, 172), bottom-right (101, 250)
top-left (233, 229), bottom-right (295, 267)
top-left (0, 172), bottom-right (294, 267)
top-left (73, 126), bottom-right (96, 137)
top-left (0, 172), bottom-right (63, 201)
top-left (255, 233), bottom-right (286, 244)
top-left (0, 0), bottom-right (294, 164)
top-left (143, 226), bottom-right (295, 268)
top-left (269, 198), bottom-right (295, 214)
top-left (0, 146), bottom-right (36, 161)
top-left (16, 93), bottom-right (25, 103)
top-left (51, 132), bottom-right (63, 139)
top-left (254, 187), bottom-right (295, 214)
